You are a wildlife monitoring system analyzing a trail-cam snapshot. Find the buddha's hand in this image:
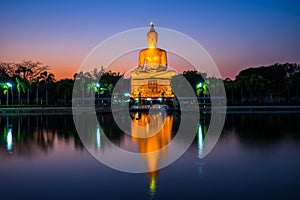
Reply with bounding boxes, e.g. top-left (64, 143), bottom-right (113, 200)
top-left (134, 68), bottom-right (140, 74)
top-left (135, 66), bottom-right (143, 73)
